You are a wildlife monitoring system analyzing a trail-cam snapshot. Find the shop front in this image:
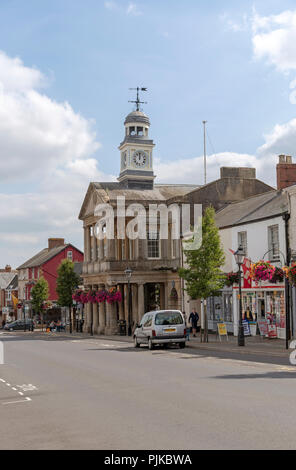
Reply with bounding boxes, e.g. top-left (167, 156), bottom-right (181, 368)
top-left (207, 283), bottom-right (285, 339)
top-left (232, 285), bottom-right (285, 339)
